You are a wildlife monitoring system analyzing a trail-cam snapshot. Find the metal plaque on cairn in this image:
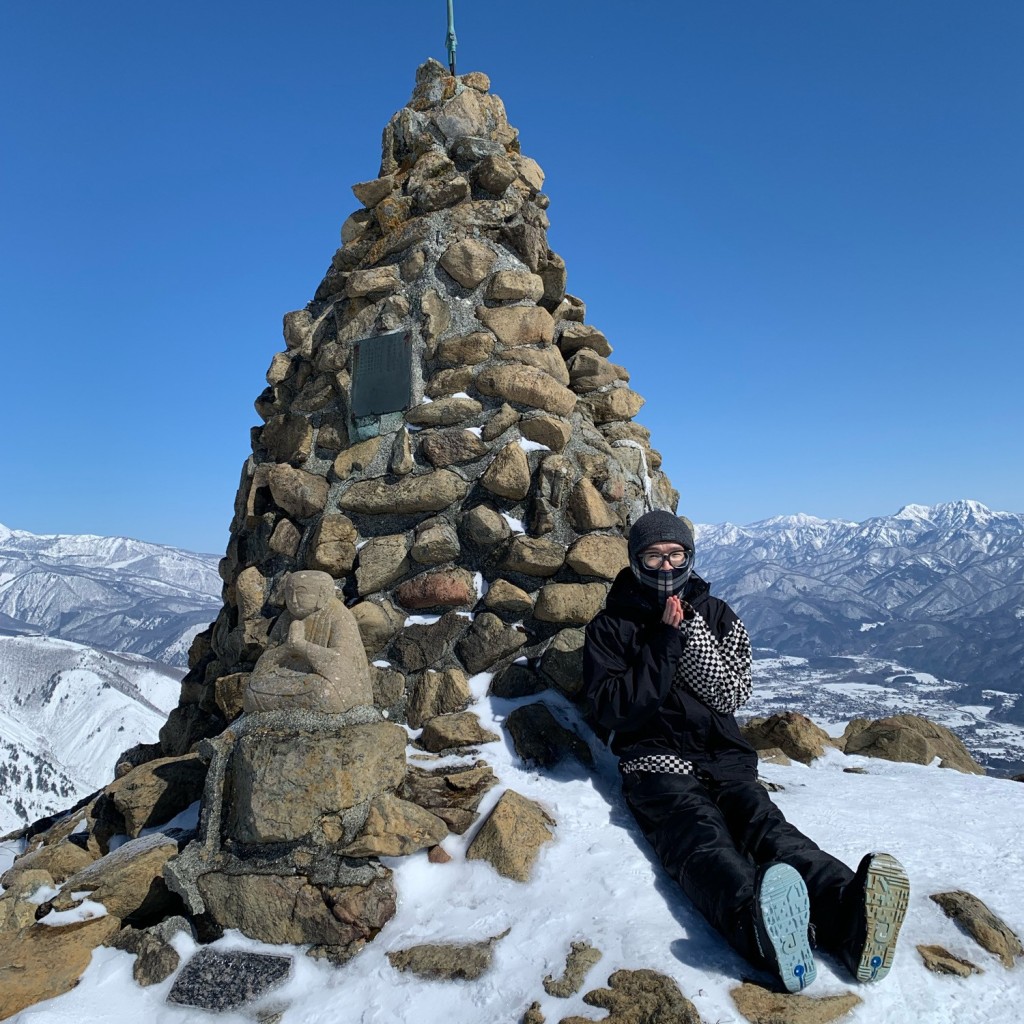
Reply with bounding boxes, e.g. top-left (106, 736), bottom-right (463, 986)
top-left (350, 331), bottom-right (412, 418)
